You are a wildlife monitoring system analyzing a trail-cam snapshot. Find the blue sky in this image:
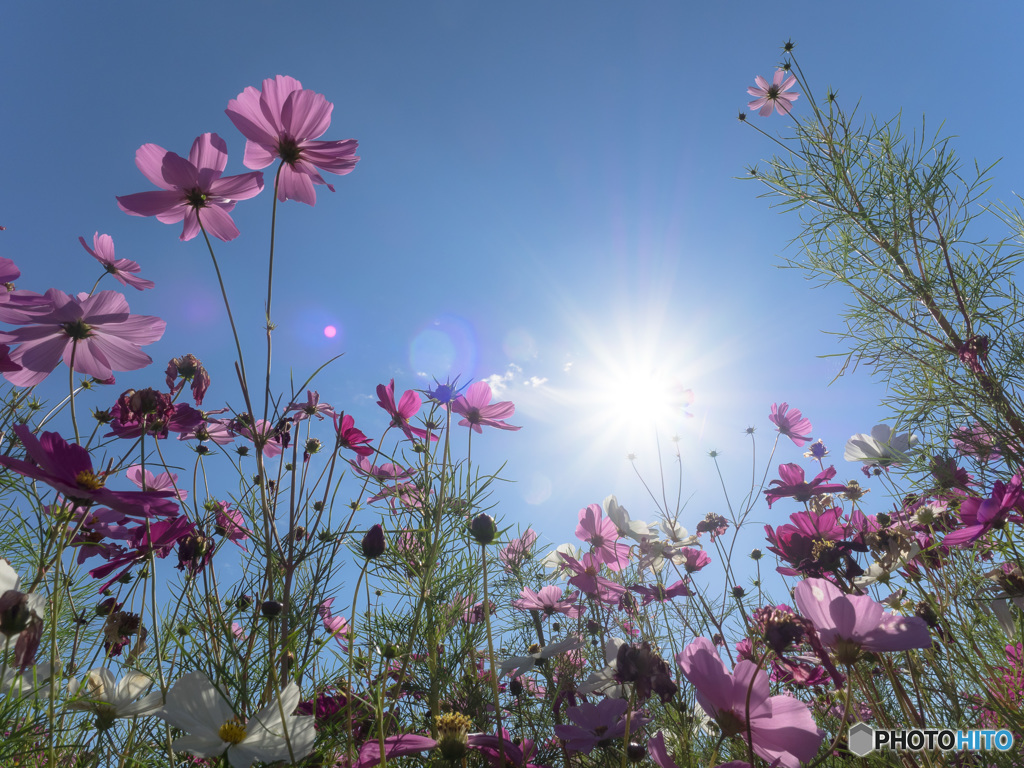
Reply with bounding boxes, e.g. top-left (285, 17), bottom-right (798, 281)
top-left (2, 3), bottom-right (1022, 581)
